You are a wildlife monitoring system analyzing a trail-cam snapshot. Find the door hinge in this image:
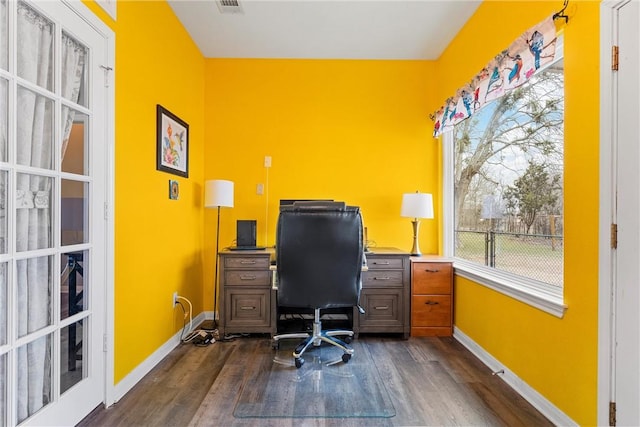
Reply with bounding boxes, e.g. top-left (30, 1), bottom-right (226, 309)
top-left (612, 45), bottom-right (619, 71)
top-left (611, 223), bottom-right (618, 249)
top-left (609, 401), bottom-right (616, 426)
top-left (104, 202), bottom-right (109, 220)
top-left (103, 334), bottom-right (108, 352)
